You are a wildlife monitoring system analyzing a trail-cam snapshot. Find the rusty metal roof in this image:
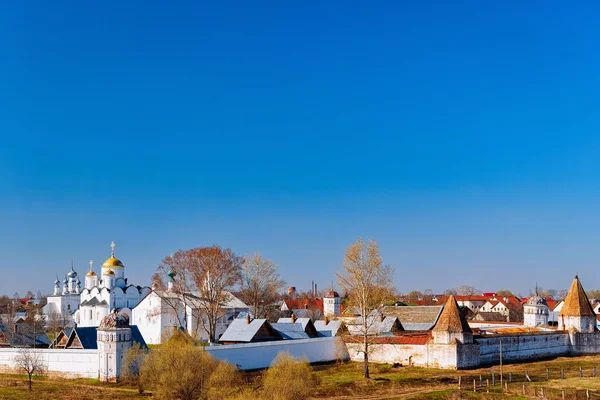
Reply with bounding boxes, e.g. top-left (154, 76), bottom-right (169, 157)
top-left (432, 295), bottom-right (472, 333)
top-left (559, 275), bottom-right (595, 317)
